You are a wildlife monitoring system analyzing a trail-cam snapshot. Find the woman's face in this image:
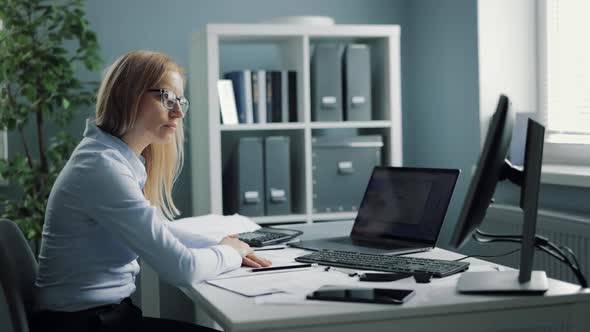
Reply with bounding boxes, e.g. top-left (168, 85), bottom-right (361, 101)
top-left (135, 70), bottom-right (185, 145)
